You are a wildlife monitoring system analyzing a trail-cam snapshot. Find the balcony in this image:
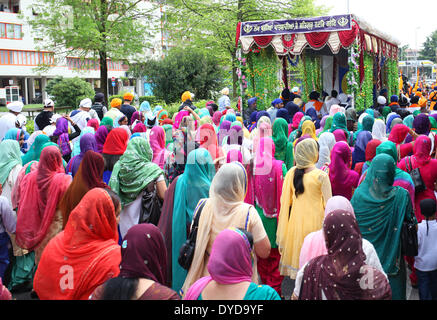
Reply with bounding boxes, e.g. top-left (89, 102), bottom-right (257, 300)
top-left (0, 0), bottom-right (19, 13)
